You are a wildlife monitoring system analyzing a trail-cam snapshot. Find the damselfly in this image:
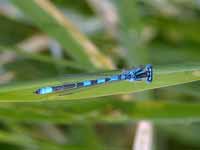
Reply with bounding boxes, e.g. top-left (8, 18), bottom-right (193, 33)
top-left (35, 64), bottom-right (153, 95)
